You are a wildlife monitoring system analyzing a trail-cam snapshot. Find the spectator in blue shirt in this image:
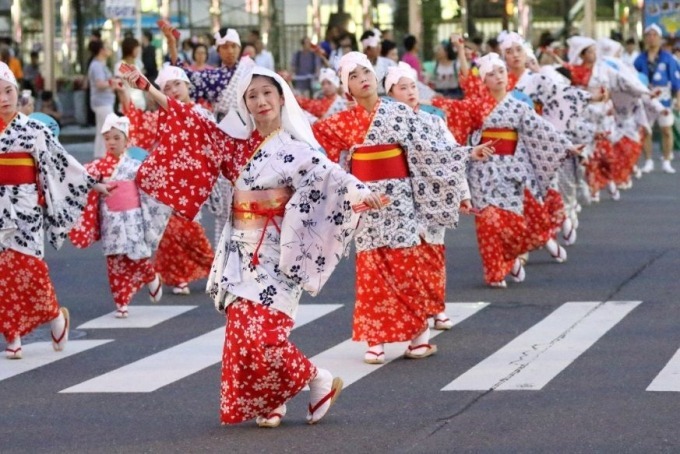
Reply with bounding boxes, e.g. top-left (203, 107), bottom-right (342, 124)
top-left (634, 24), bottom-right (680, 174)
